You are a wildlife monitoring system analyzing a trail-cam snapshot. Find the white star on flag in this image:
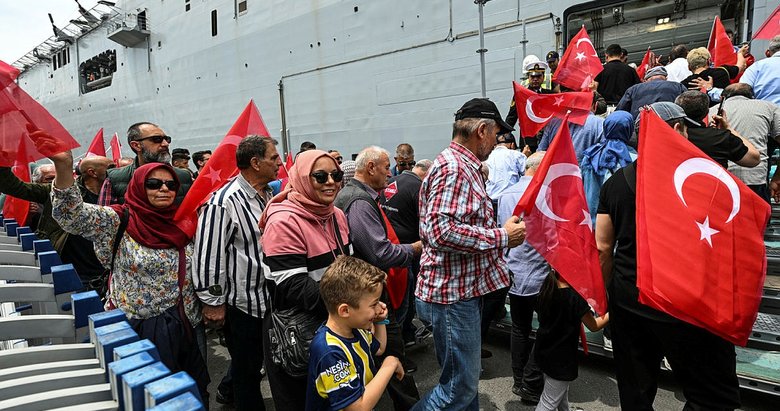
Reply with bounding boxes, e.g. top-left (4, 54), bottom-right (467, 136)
top-left (553, 96), bottom-right (565, 106)
top-left (696, 216), bottom-right (720, 247)
top-left (580, 209), bottom-right (593, 231)
top-left (575, 52), bottom-right (586, 62)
